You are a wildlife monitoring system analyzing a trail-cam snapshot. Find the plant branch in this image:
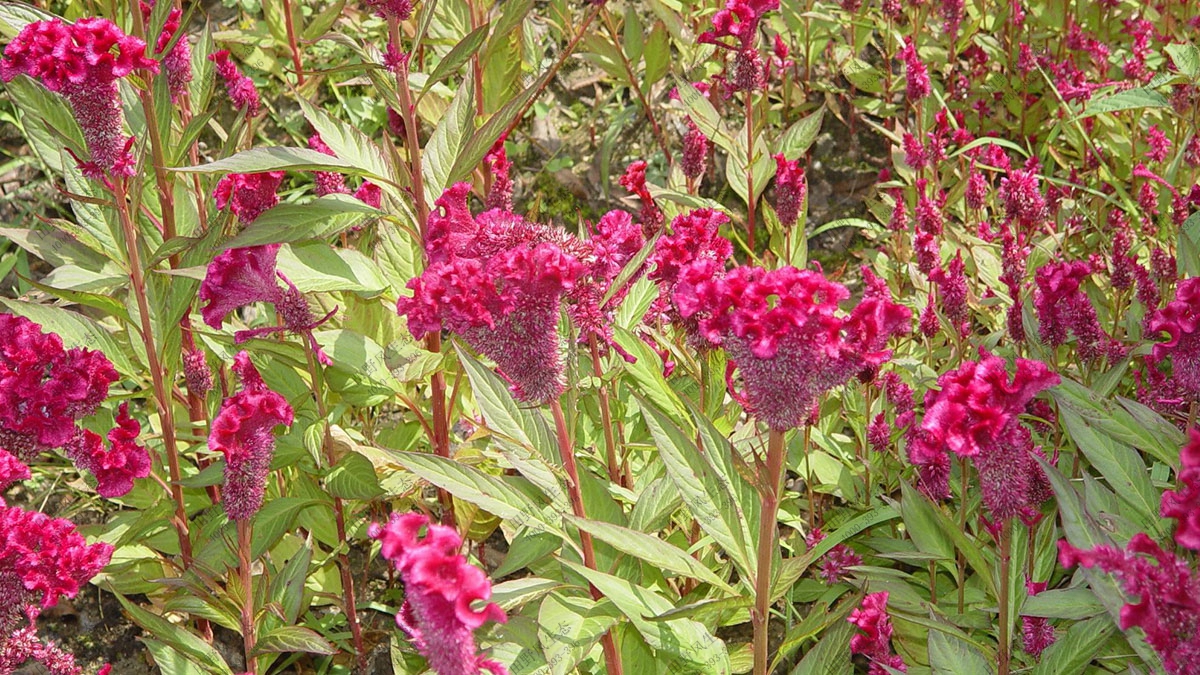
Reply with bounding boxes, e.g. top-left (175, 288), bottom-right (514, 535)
top-left (753, 429), bottom-right (786, 675)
